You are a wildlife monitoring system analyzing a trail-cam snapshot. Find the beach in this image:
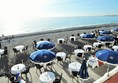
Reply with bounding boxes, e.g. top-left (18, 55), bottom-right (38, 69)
top-left (0, 23), bottom-right (118, 83)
